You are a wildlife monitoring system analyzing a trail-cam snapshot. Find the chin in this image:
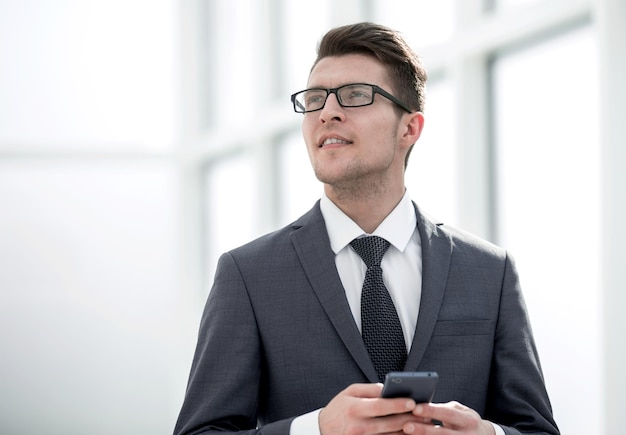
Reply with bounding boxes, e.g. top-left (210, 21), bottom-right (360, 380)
top-left (315, 168), bottom-right (362, 188)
